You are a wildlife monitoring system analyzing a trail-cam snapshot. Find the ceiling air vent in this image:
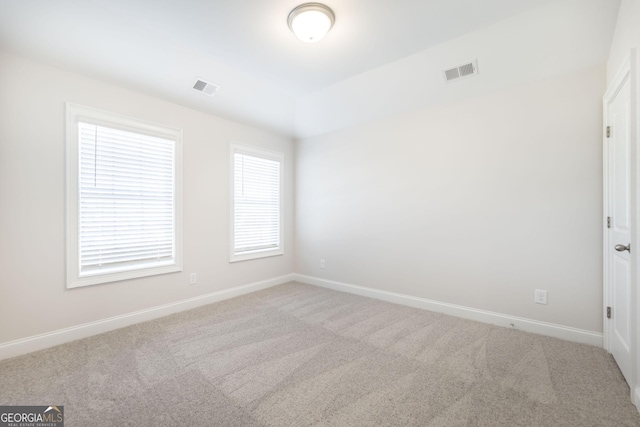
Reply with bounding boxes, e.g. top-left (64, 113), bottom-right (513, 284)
top-left (442, 60), bottom-right (479, 83)
top-left (192, 78), bottom-right (219, 96)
